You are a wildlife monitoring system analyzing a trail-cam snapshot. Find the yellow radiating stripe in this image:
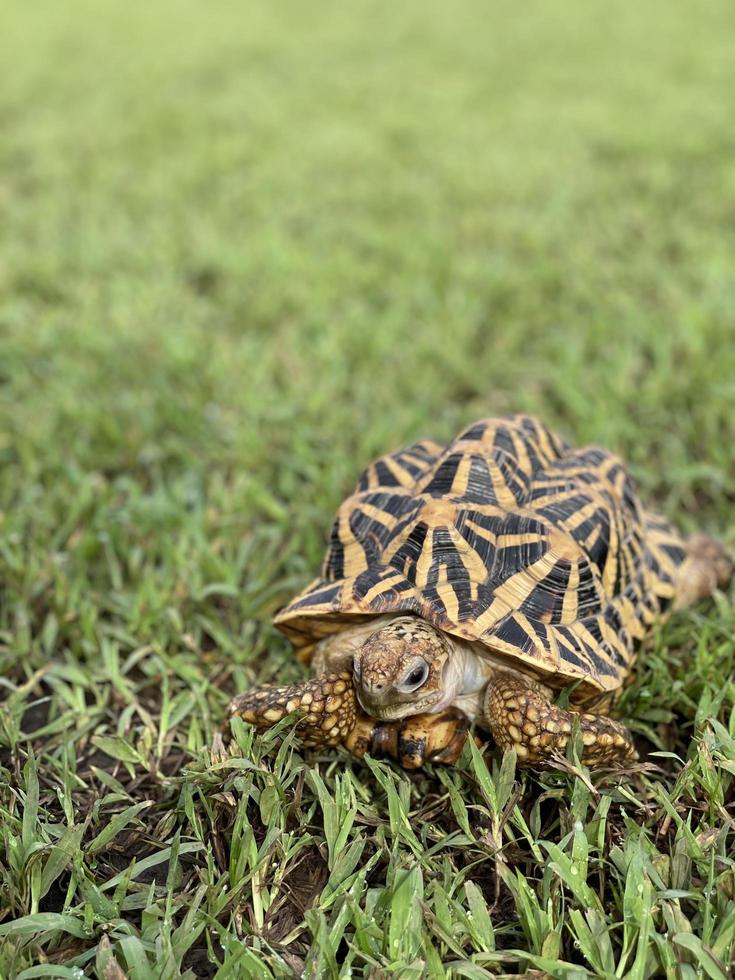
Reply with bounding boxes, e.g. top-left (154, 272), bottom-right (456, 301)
top-left (514, 612), bottom-right (545, 656)
top-left (533, 419), bottom-right (562, 463)
top-left (617, 594), bottom-right (646, 640)
top-left (638, 600), bottom-right (657, 626)
top-left (362, 463), bottom-right (378, 491)
top-left (622, 535), bottom-right (637, 588)
top-left (561, 498), bottom-right (601, 533)
top-left (573, 616), bottom-right (625, 676)
top-left (610, 632), bottom-right (632, 666)
top-left (452, 453), bottom-right (472, 497)
top-left (462, 502), bottom-right (512, 520)
top-left (645, 521), bottom-right (682, 578)
top-left (561, 559), bottom-right (579, 623)
top-left (414, 527), bottom-right (435, 587)
top-left (642, 532), bottom-right (679, 599)
top-left (601, 509), bottom-right (620, 595)
top-left (351, 500), bottom-right (405, 531)
top-left (464, 518), bottom-right (499, 546)
top-left (360, 572), bottom-right (409, 606)
top-left (472, 419), bottom-right (499, 453)
top-left (598, 615), bottom-right (621, 655)
top-left (472, 553), bottom-right (553, 632)
top-left (646, 540), bottom-right (675, 579)
top-left (627, 616), bottom-right (646, 640)
top-left (599, 454), bottom-right (627, 498)
top-left (411, 439), bottom-right (443, 461)
top-left (274, 578), bottom-right (322, 622)
top-left (495, 530), bottom-right (546, 548)
top-left (379, 518), bottom-right (417, 563)
top-left (473, 595), bottom-right (512, 634)
top-left (383, 454), bottom-right (417, 488)
top-left (510, 429), bottom-right (532, 481)
top-left (555, 634), bottom-right (582, 668)
top-left (570, 622), bottom-right (605, 673)
top-left (465, 520), bottom-right (548, 552)
top-left (536, 462), bottom-right (598, 481)
top-left (337, 501), bottom-right (373, 578)
top-left (583, 523), bottom-right (602, 556)
top-left (488, 461), bottom-right (521, 509)
top-left (415, 450), bottom-right (450, 493)
top-left (526, 488), bottom-right (574, 510)
top-left (546, 621), bottom-right (561, 662)
top-left (610, 467), bottom-right (628, 502)
top-left (555, 631), bottom-right (612, 684)
top-left (447, 524), bottom-right (491, 584)
top-left (436, 563), bottom-right (459, 622)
